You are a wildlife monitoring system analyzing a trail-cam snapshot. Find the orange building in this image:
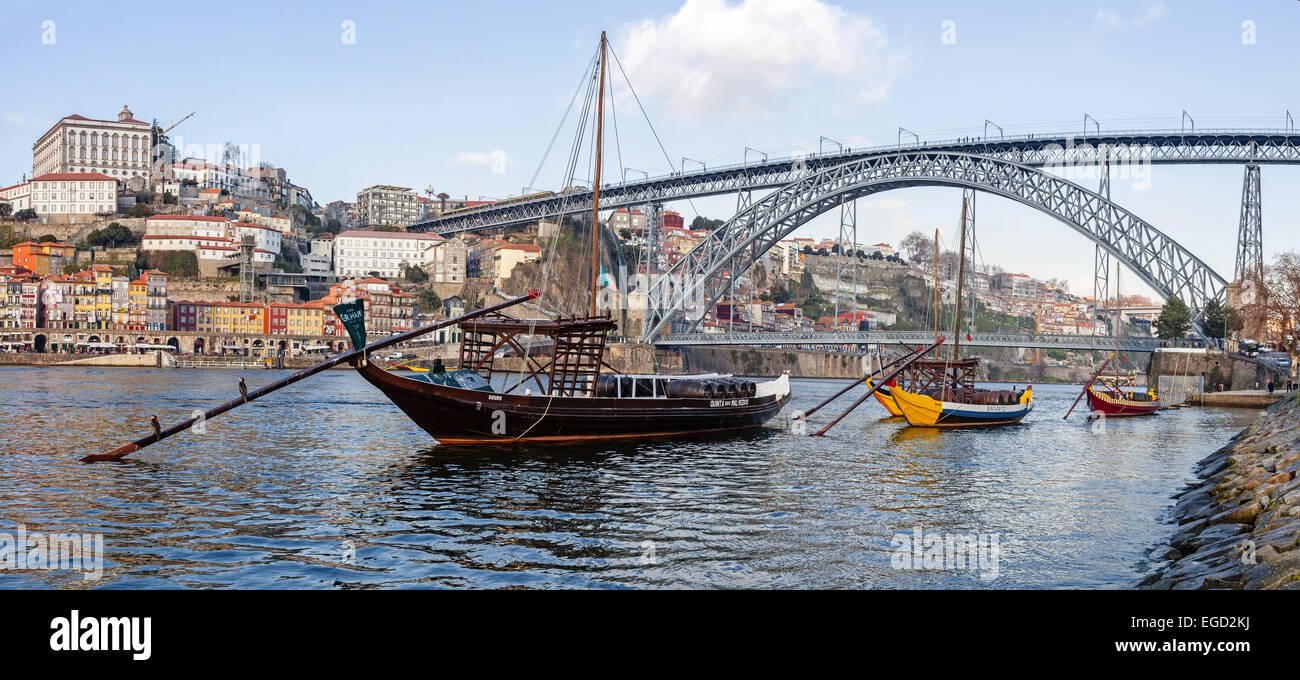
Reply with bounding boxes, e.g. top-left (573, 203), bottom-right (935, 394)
top-left (12, 241), bottom-right (76, 276)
